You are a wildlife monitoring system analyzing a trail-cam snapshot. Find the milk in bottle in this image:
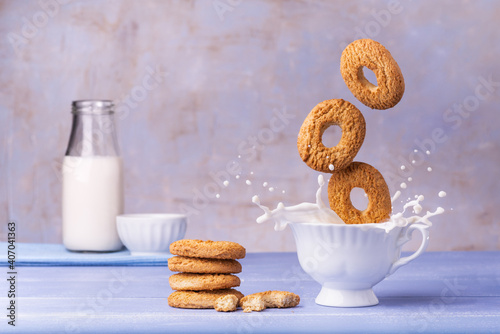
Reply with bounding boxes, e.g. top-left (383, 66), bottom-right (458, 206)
top-left (62, 100), bottom-right (124, 252)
